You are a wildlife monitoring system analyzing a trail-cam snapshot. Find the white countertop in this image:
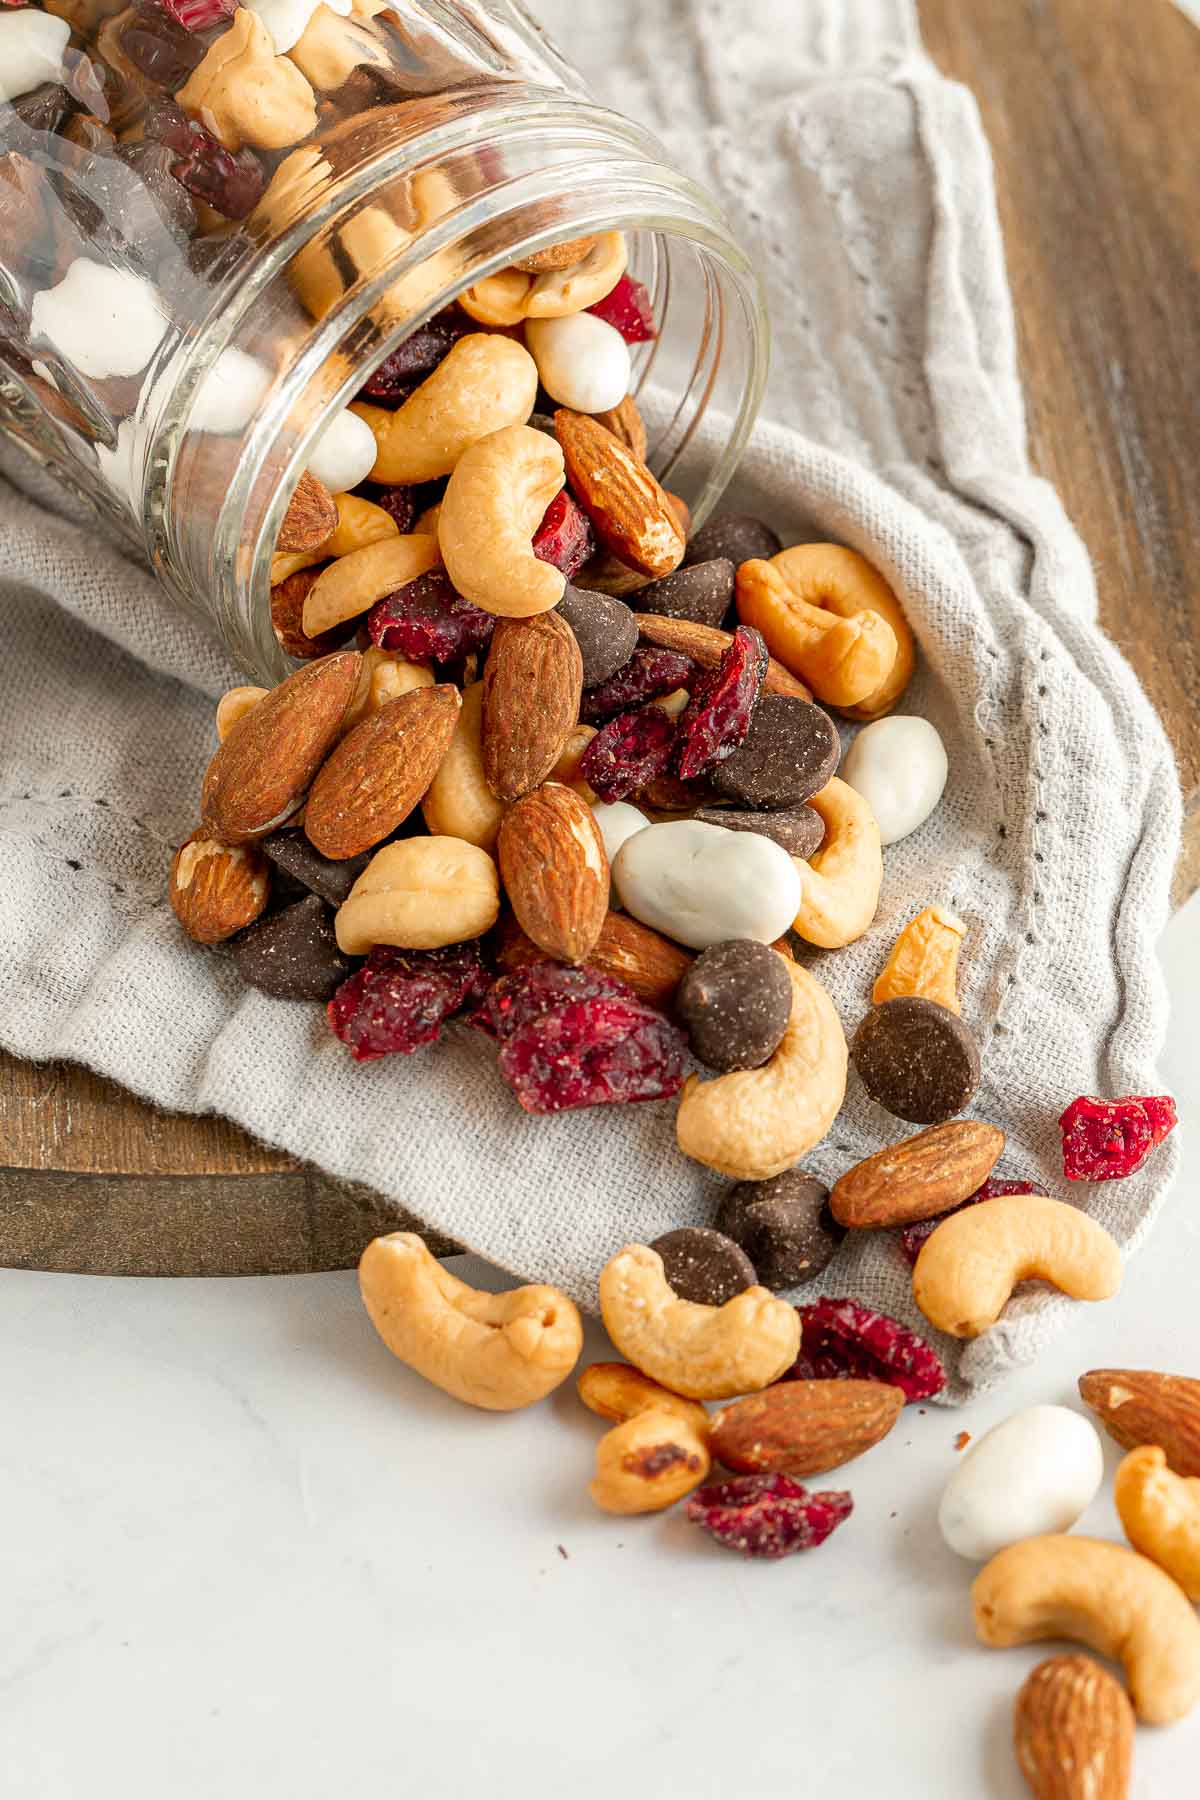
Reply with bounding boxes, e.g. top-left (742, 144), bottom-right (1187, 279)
top-left (2, 892), bottom-right (1197, 1798)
